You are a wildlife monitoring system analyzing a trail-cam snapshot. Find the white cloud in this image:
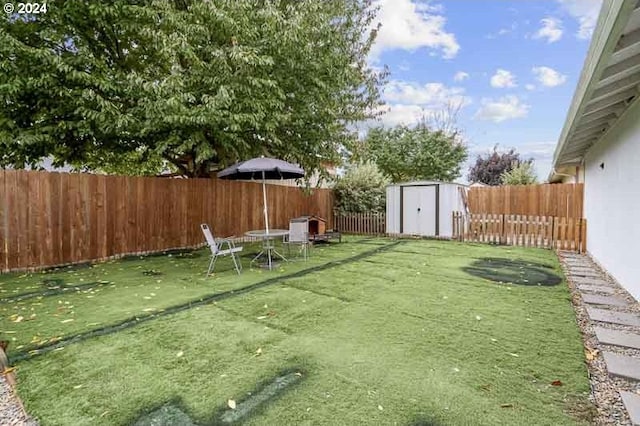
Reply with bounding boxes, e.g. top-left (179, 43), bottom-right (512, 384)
top-left (453, 71), bottom-right (469, 82)
top-left (533, 18), bottom-right (563, 43)
top-left (373, 104), bottom-right (426, 127)
top-left (474, 95), bottom-right (530, 123)
top-left (557, 0), bottom-right (603, 39)
top-left (370, 0), bottom-right (460, 60)
top-left (490, 69), bottom-right (517, 88)
top-left (369, 79), bottom-right (471, 127)
top-left (384, 80), bottom-right (470, 108)
top-left (532, 66), bottom-right (567, 87)
top-left (525, 84), bottom-right (536, 91)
